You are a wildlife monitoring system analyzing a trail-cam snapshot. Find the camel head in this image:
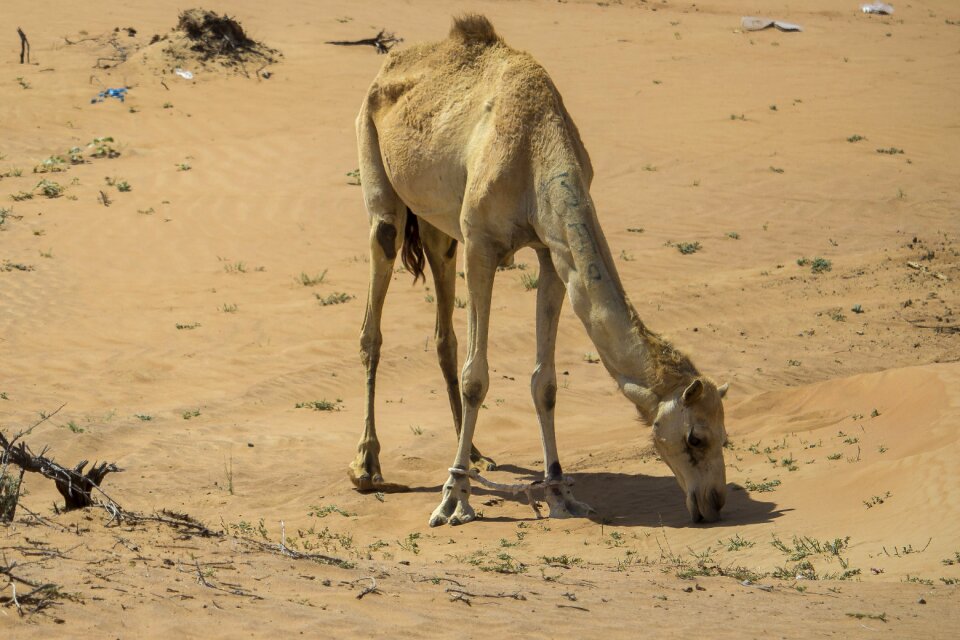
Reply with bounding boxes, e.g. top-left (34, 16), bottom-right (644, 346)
top-left (625, 378), bottom-right (729, 523)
